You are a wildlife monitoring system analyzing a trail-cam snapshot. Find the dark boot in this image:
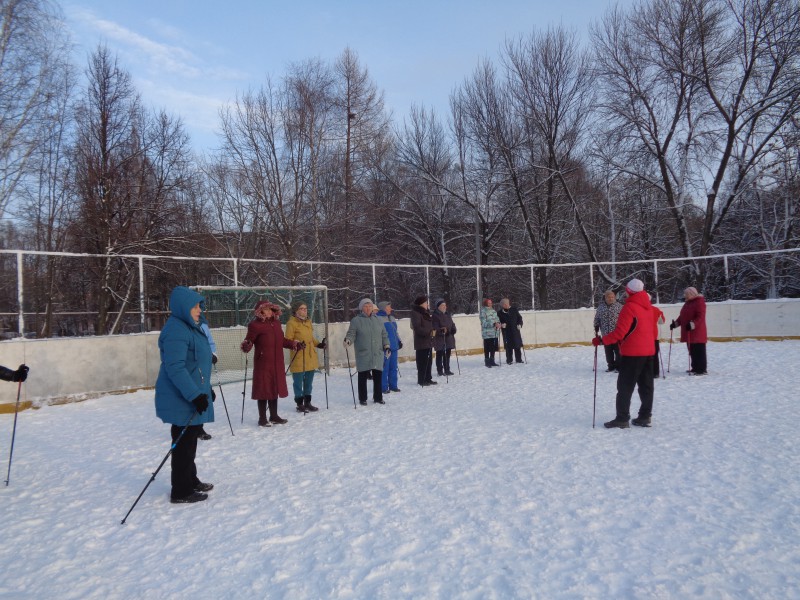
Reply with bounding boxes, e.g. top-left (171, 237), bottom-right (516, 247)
top-left (295, 397), bottom-right (306, 413)
top-left (257, 400), bottom-right (270, 427)
top-left (268, 399), bottom-right (287, 424)
top-left (490, 353), bottom-right (500, 367)
top-left (304, 395), bottom-right (319, 412)
top-left (604, 418), bottom-right (630, 429)
top-left (632, 416), bottom-right (651, 427)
